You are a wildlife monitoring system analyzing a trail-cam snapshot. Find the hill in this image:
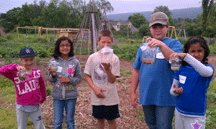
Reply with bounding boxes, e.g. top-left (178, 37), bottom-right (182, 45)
top-left (107, 7), bottom-right (202, 21)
